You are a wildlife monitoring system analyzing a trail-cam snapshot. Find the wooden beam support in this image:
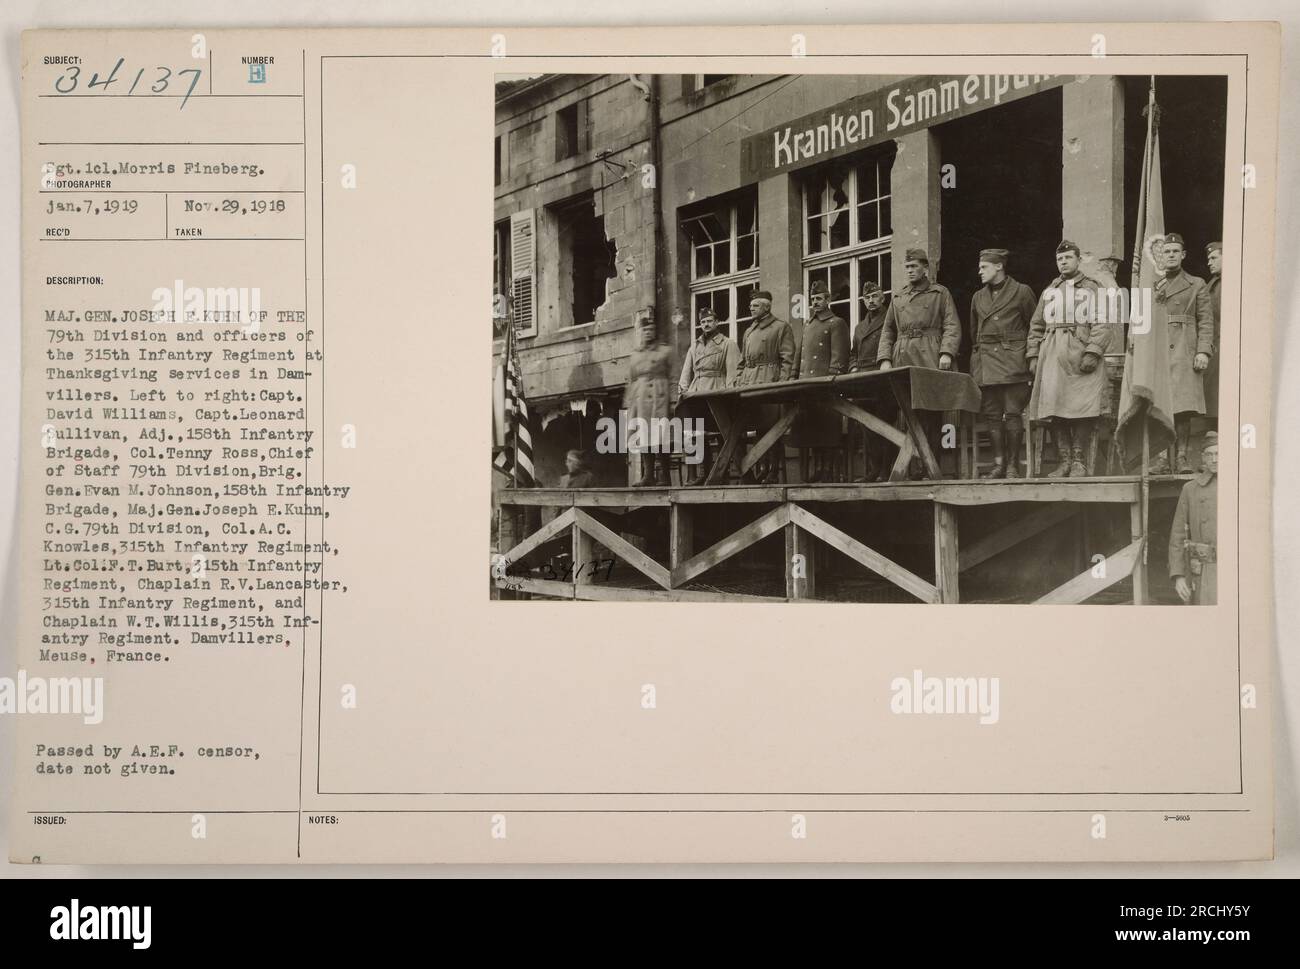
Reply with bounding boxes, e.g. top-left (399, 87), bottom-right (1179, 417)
top-left (784, 521), bottom-right (816, 599)
top-left (739, 406), bottom-right (800, 477)
top-left (704, 402), bottom-right (747, 485)
top-left (672, 504), bottom-right (792, 587)
top-left (669, 503), bottom-right (693, 570)
top-left (787, 504), bottom-right (938, 603)
top-left (933, 502), bottom-right (960, 603)
top-left (1130, 502), bottom-right (1147, 605)
top-left (500, 507), bottom-right (576, 566)
top-left (823, 396), bottom-right (907, 447)
top-left (573, 520), bottom-right (595, 587)
top-left (958, 503), bottom-right (1080, 572)
top-left (890, 374), bottom-right (942, 478)
top-left (573, 584), bottom-right (786, 603)
top-left (1034, 538), bottom-right (1143, 604)
top-left (573, 508), bottom-right (671, 590)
